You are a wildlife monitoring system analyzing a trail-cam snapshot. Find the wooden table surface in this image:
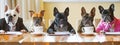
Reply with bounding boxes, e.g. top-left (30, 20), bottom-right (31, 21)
top-left (0, 32), bottom-right (120, 45)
